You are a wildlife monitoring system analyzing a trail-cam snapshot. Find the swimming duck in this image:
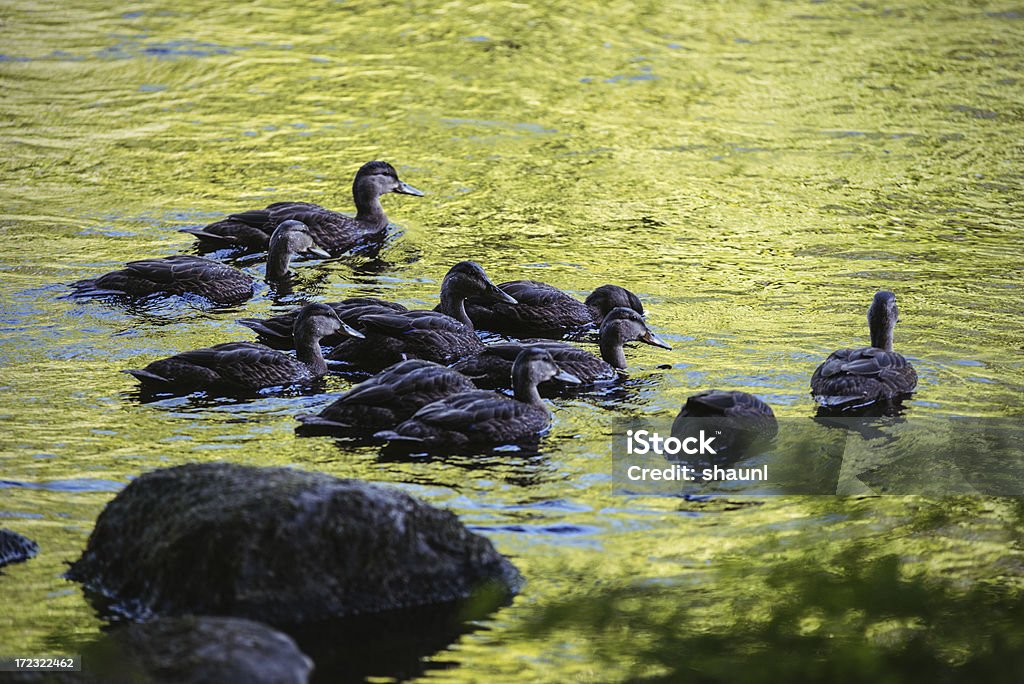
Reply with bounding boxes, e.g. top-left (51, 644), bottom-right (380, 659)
top-left (326, 261), bottom-right (516, 372)
top-left (671, 390), bottom-right (779, 457)
top-left (374, 348), bottom-right (580, 451)
top-left (125, 304), bottom-right (362, 395)
top-left (452, 307), bottom-right (671, 389)
top-left (238, 297), bottom-right (408, 349)
top-left (295, 359), bottom-right (478, 436)
top-left (181, 161), bottom-right (423, 255)
top-left (464, 281), bottom-right (644, 338)
top-left (70, 221), bottom-right (328, 305)
top-left (811, 291), bottom-right (917, 408)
